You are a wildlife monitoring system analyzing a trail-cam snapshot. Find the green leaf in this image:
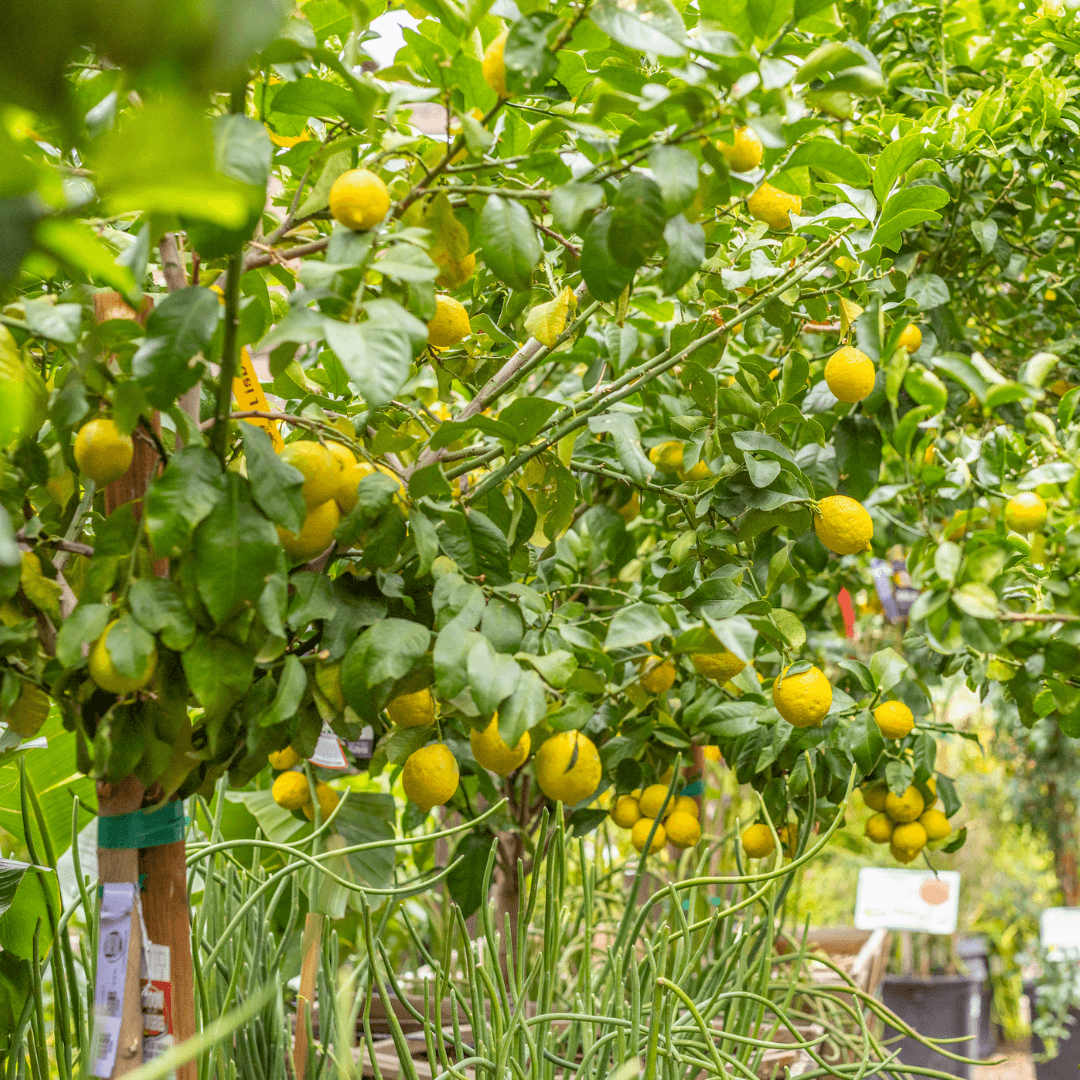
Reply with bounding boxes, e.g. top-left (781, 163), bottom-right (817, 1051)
top-left (271, 77), bottom-right (371, 130)
top-left (325, 304), bottom-right (428, 408)
top-left (128, 578), bottom-right (196, 651)
top-left (869, 647), bottom-right (907, 692)
top-left (588, 414), bottom-right (653, 483)
top-left (103, 612), bottom-right (157, 681)
top-left (504, 12), bottom-right (559, 92)
top-left (498, 670), bottom-right (547, 752)
top-left (56, 603), bottom-right (111, 668)
top-left (649, 146), bottom-right (699, 216)
top-left (936, 773), bottom-right (961, 817)
top-left (181, 634), bottom-right (256, 722)
top-left (258, 655), bottom-right (307, 727)
top-left (873, 185), bottom-right (950, 252)
top-left (580, 209), bottom-right (636, 302)
top-left (146, 447), bottom-right (228, 560)
top-left (240, 424), bottom-right (306, 534)
top-left (468, 636), bottom-right (521, 715)
top-left (906, 273), bottom-right (950, 310)
top-left (518, 650), bottom-right (577, 688)
top-left (608, 175), bottom-right (666, 270)
top-left (436, 510), bottom-right (511, 585)
top-left (872, 133), bottom-right (925, 203)
top-left (952, 582), bottom-right (999, 620)
top-left (497, 397), bottom-right (561, 444)
top-left (479, 195), bottom-right (541, 293)
top-left (33, 219), bottom-right (138, 300)
top-left (590, 0), bottom-right (687, 56)
top-left (191, 474), bottom-right (281, 626)
top-left (132, 286), bottom-right (219, 407)
top-left (445, 831), bottom-right (493, 918)
top-left (833, 415), bottom-right (881, 500)
top-left (604, 602), bottom-right (668, 649)
top-left (786, 139), bottom-right (871, 187)
top-left (551, 183), bottom-right (604, 236)
top-left (934, 541), bottom-right (961, 584)
top-left (660, 215), bottom-right (706, 295)
top-left (845, 710), bottom-right (884, 773)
